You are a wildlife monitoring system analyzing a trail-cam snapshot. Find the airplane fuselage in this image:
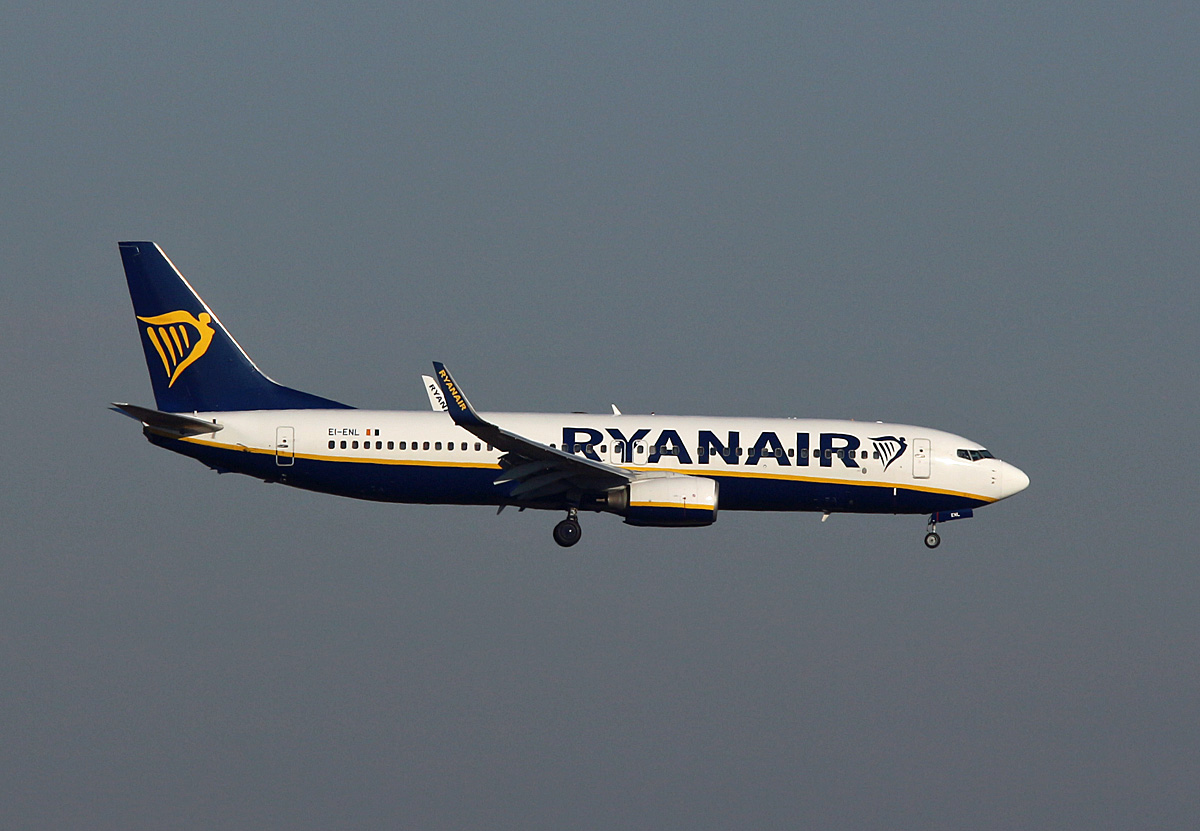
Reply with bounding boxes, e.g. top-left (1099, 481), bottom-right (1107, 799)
top-left (152, 409), bottom-right (1024, 516)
